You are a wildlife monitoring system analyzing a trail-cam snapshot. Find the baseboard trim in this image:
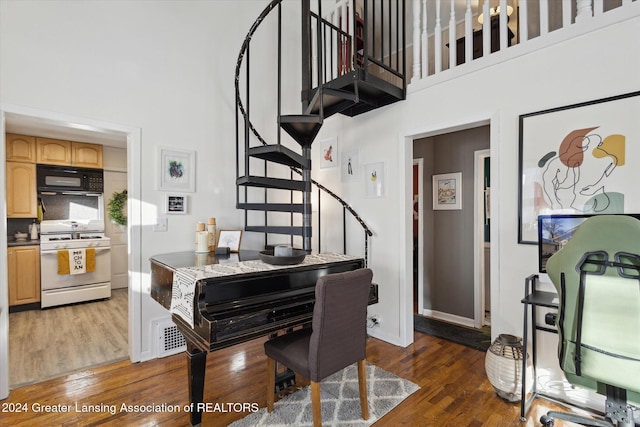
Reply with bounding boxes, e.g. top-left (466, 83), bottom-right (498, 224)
top-left (421, 309), bottom-right (475, 328)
